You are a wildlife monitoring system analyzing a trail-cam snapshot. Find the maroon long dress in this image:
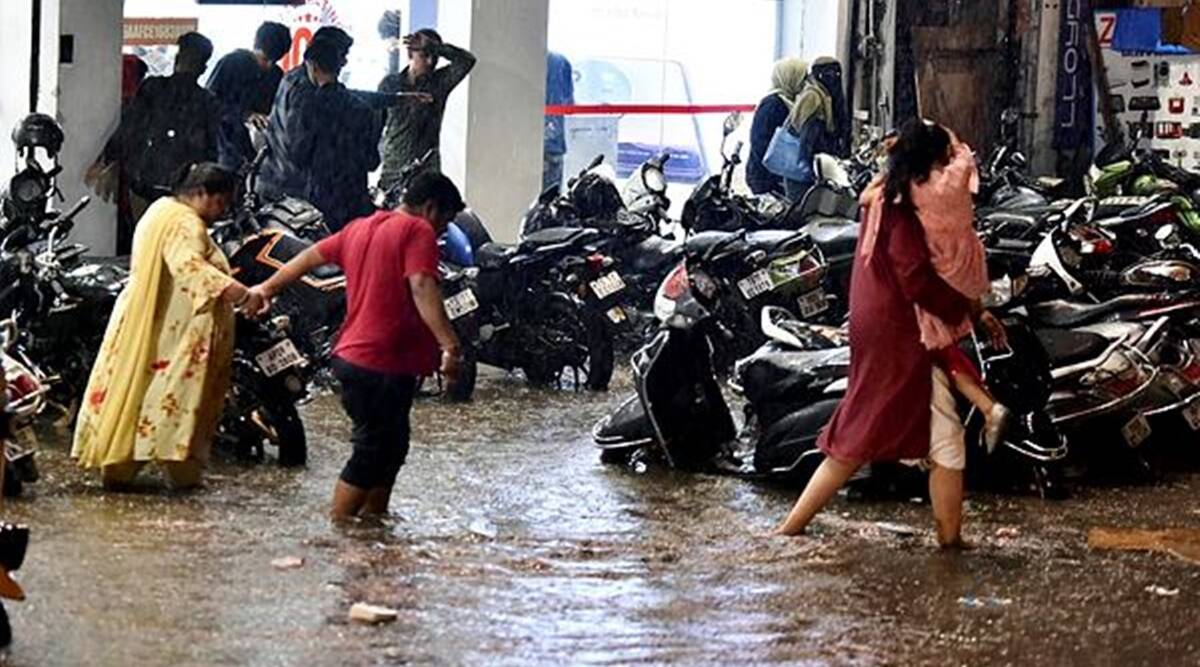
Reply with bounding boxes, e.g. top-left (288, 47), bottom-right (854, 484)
top-left (817, 203), bottom-right (971, 463)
